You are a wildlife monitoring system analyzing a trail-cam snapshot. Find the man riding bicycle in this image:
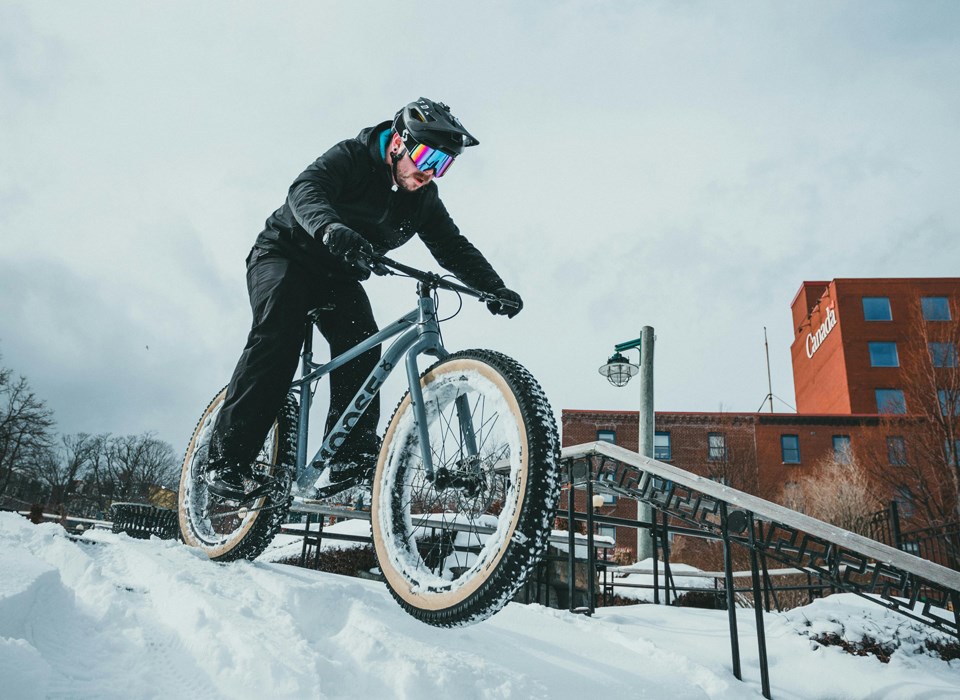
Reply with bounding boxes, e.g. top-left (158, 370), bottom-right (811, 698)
top-left (206, 97), bottom-right (522, 500)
